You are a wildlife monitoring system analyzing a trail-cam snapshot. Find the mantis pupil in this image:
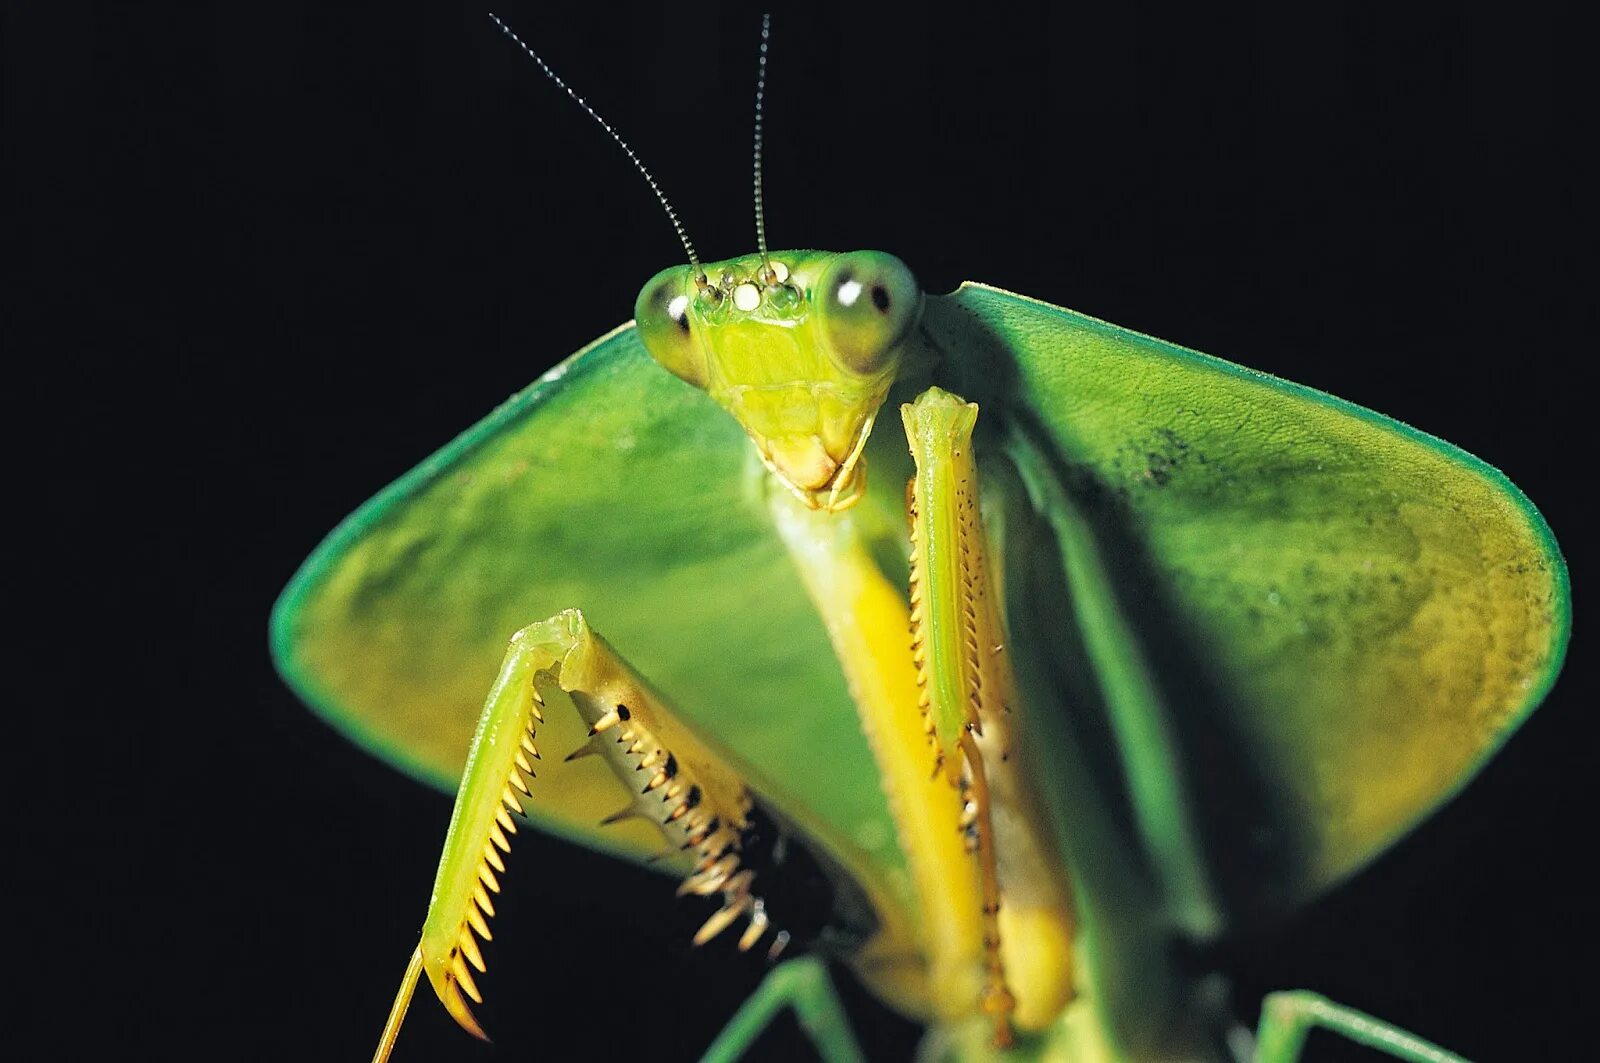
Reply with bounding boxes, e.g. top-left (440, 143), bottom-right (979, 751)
top-left (870, 285), bottom-right (891, 312)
